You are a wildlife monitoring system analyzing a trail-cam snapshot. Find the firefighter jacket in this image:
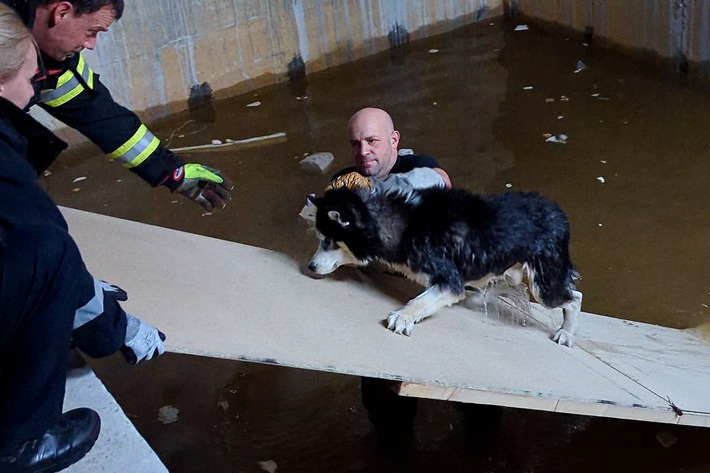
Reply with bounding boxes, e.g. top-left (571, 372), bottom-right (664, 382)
top-left (0, 95), bottom-right (127, 357)
top-left (2, 0), bottom-right (184, 188)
